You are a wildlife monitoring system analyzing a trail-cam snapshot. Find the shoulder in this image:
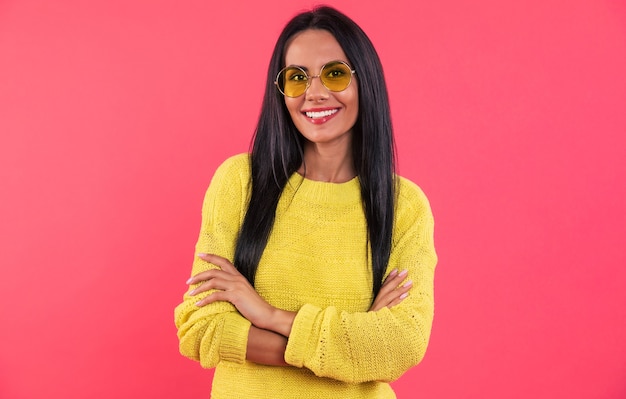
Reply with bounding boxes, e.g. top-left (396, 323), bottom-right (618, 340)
top-left (215, 153), bottom-right (251, 176)
top-left (394, 175), bottom-right (435, 230)
top-left (203, 153), bottom-right (252, 206)
top-left (211, 153), bottom-right (251, 185)
top-left (395, 175), bottom-right (432, 213)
